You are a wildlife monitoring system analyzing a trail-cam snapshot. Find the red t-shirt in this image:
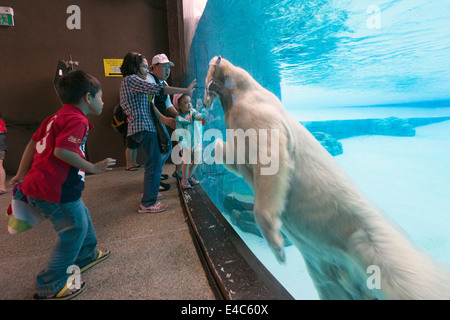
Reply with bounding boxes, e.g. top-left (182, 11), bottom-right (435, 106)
top-left (21, 105), bottom-right (93, 203)
top-left (0, 119), bottom-right (6, 133)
